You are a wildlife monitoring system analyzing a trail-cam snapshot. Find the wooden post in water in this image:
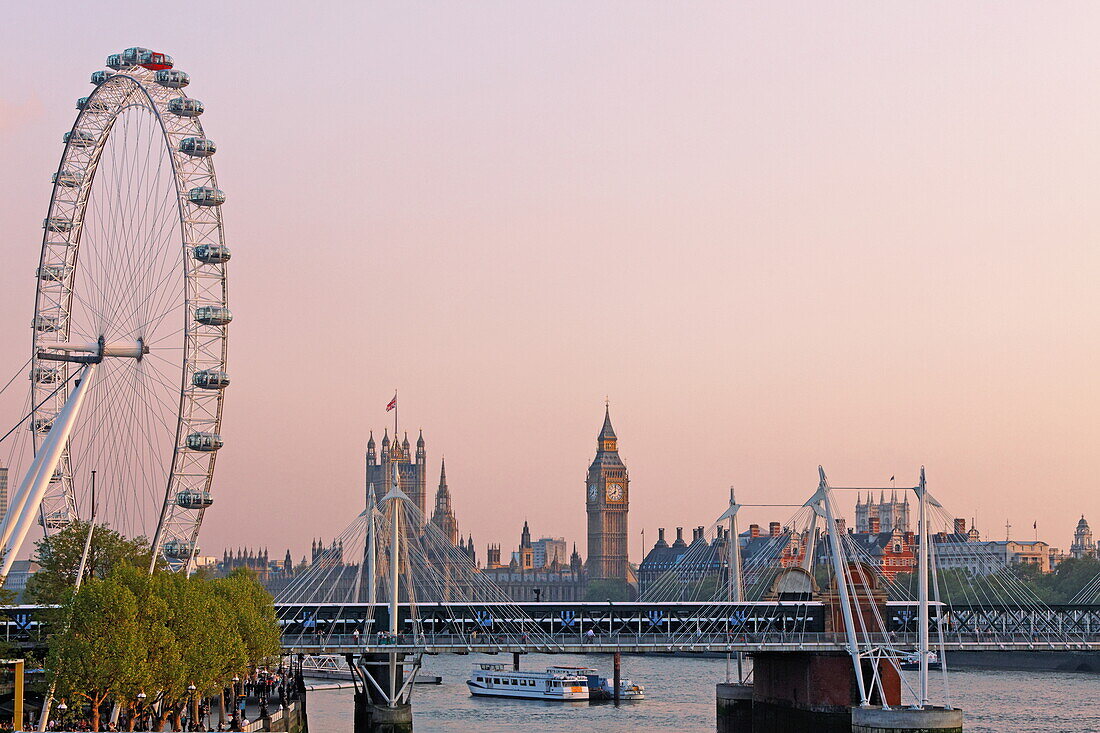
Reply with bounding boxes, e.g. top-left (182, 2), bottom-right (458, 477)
top-left (613, 652), bottom-right (621, 703)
